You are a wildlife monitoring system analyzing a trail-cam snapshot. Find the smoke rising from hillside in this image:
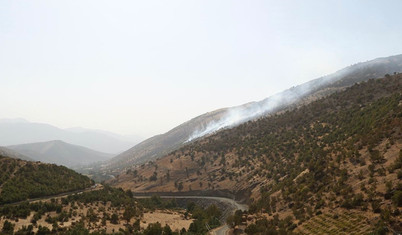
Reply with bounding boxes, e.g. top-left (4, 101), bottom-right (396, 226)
top-left (186, 66), bottom-right (359, 142)
top-left (187, 86), bottom-right (310, 142)
top-left (187, 54), bottom-right (402, 142)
